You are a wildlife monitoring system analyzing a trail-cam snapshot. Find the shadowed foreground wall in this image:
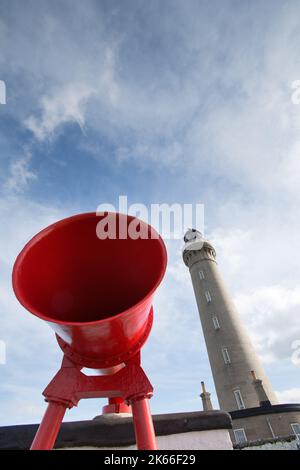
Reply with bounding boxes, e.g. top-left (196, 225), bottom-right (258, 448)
top-left (0, 411), bottom-right (233, 450)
